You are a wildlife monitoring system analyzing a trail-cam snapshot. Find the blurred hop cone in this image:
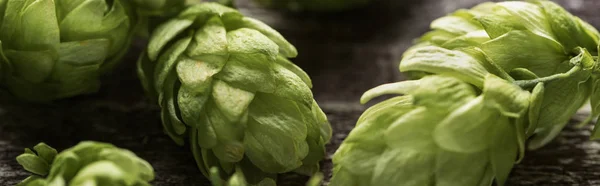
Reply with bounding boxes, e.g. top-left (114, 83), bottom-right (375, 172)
top-left (17, 142), bottom-right (154, 186)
